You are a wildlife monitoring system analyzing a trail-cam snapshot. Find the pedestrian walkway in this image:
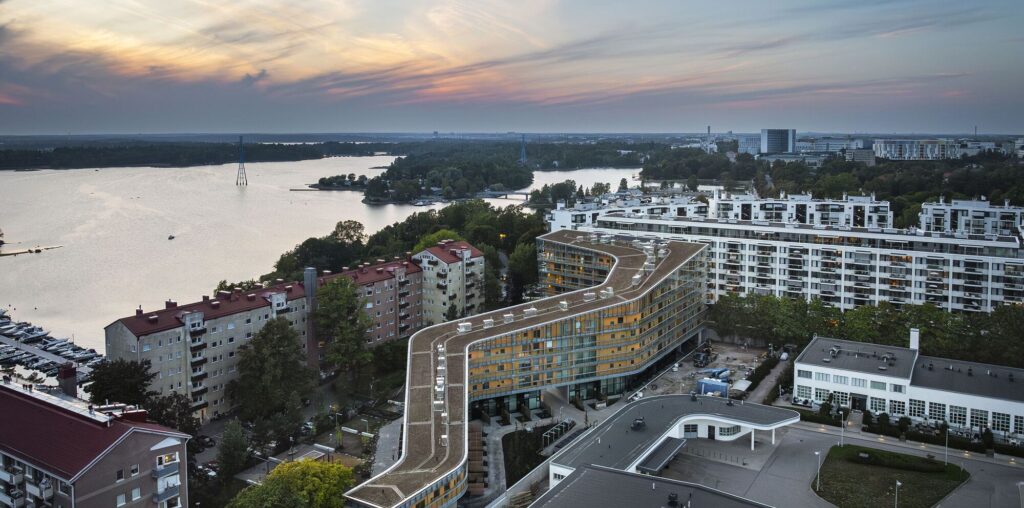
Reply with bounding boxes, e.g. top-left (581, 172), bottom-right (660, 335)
top-left (372, 417), bottom-right (403, 475)
top-left (746, 359), bottom-right (788, 403)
